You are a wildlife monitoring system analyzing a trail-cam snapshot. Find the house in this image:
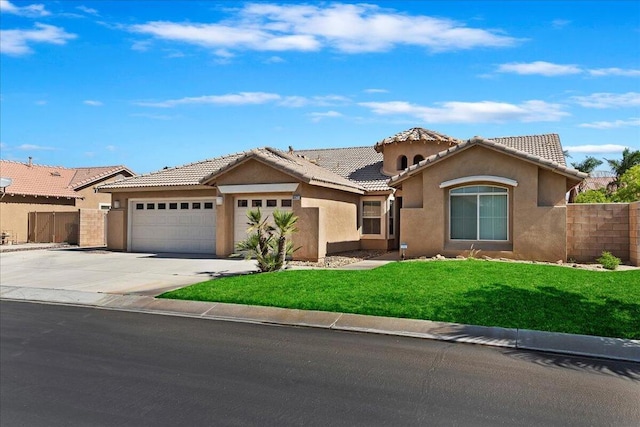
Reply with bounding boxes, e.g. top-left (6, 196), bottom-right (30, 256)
top-left (0, 158), bottom-right (135, 244)
top-left (98, 127), bottom-right (587, 262)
